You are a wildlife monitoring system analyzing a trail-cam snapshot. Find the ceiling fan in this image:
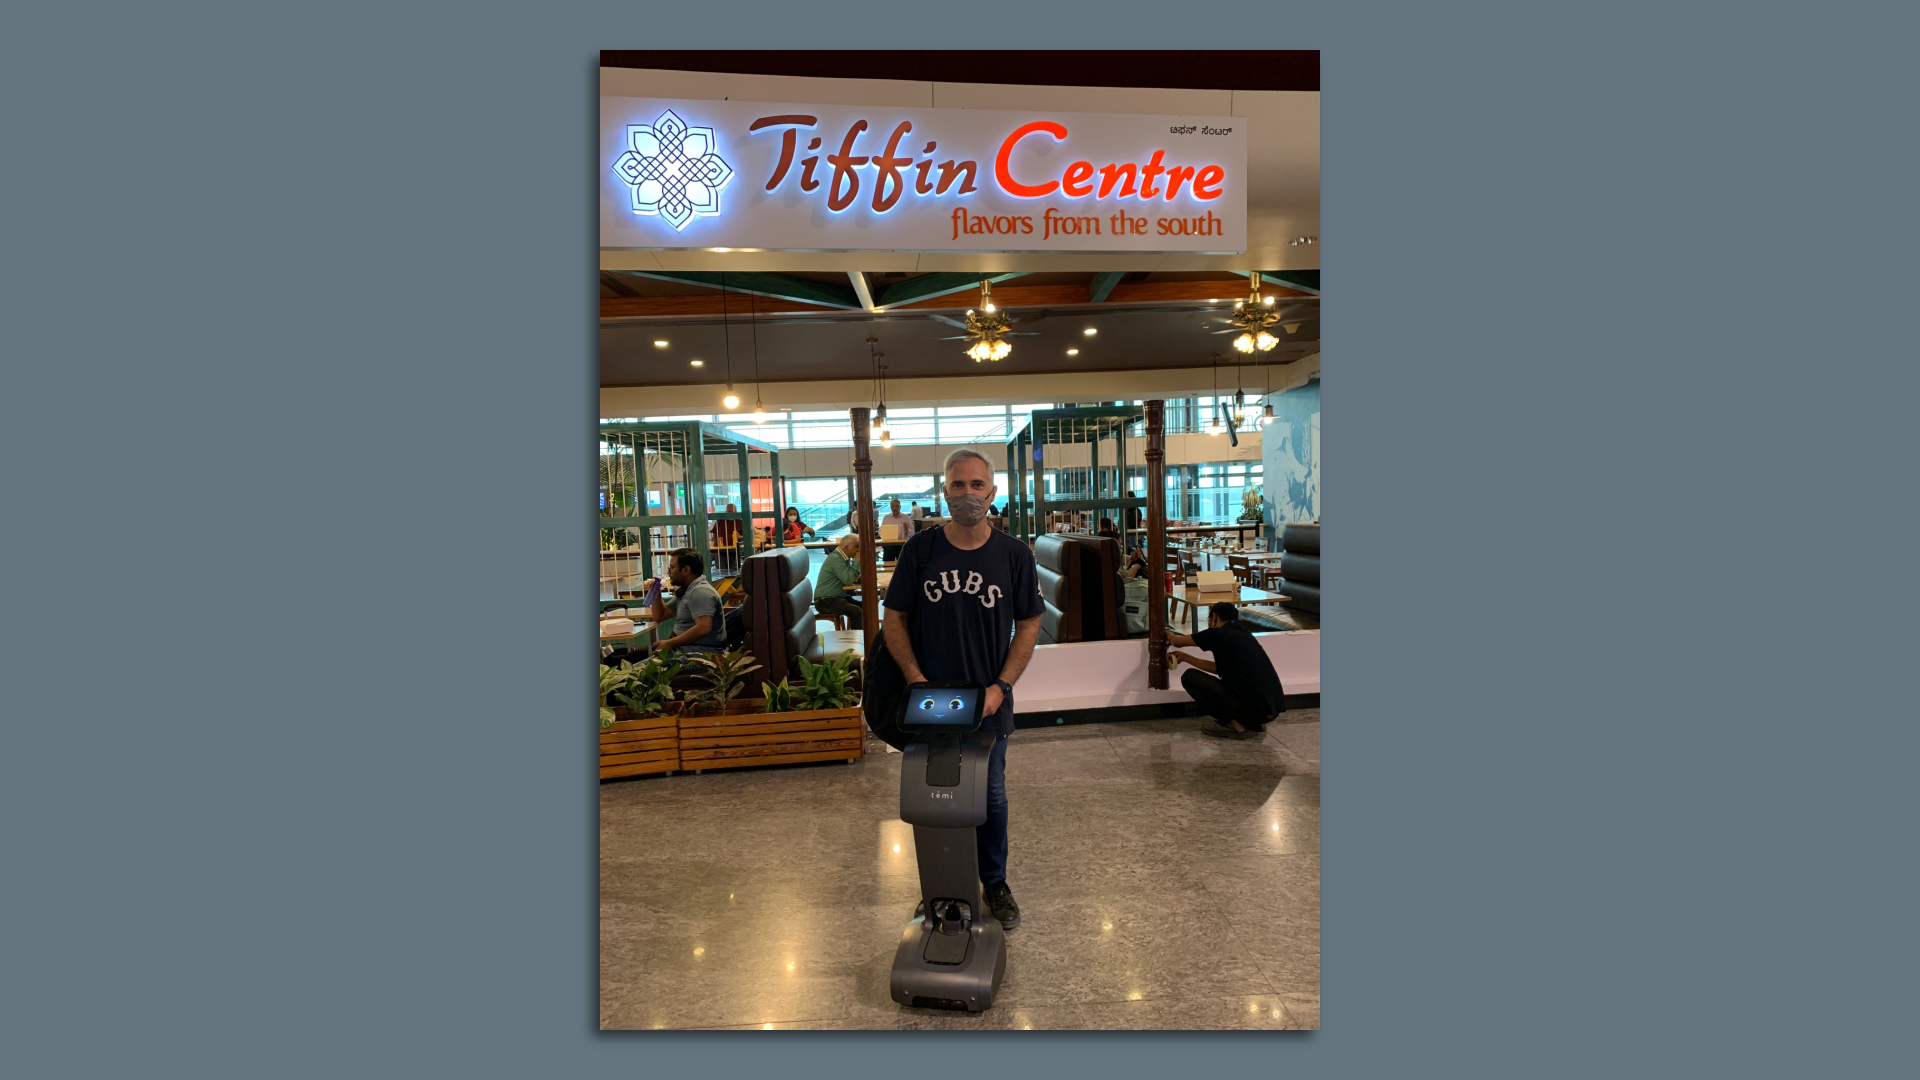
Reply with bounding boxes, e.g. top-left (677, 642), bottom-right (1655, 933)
top-left (1205, 272), bottom-right (1317, 350)
top-left (926, 280), bottom-right (1043, 361)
